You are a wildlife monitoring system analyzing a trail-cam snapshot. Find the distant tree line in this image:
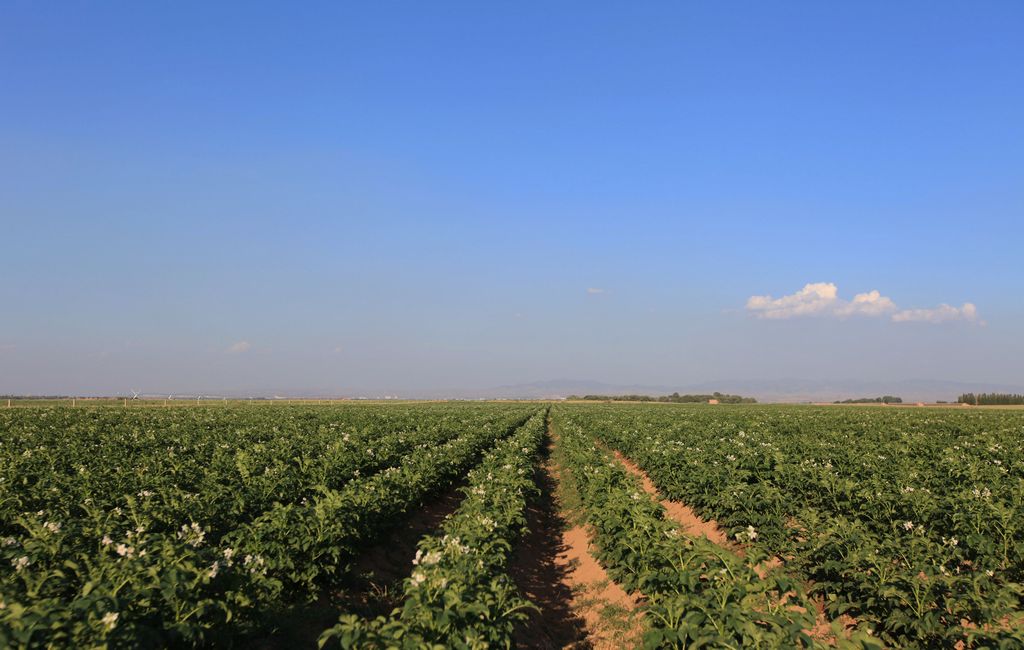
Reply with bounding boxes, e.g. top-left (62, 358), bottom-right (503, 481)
top-left (567, 391), bottom-right (756, 404)
top-left (833, 396), bottom-right (903, 404)
top-left (958, 393), bottom-right (1024, 406)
